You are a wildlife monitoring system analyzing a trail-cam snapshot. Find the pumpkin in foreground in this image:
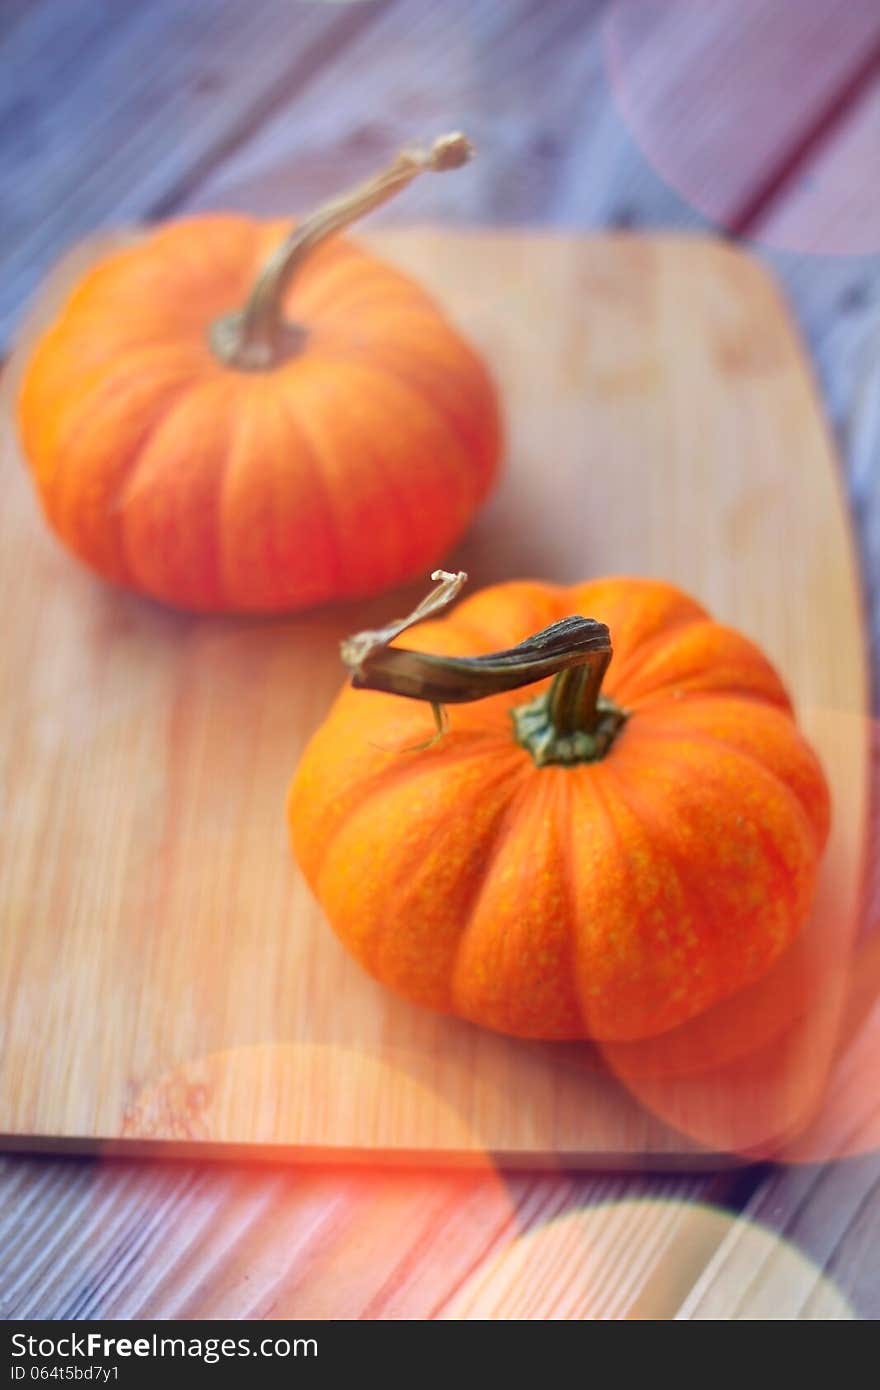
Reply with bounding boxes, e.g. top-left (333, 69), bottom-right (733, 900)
top-left (288, 572), bottom-right (830, 1043)
top-left (16, 135), bottom-right (499, 612)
